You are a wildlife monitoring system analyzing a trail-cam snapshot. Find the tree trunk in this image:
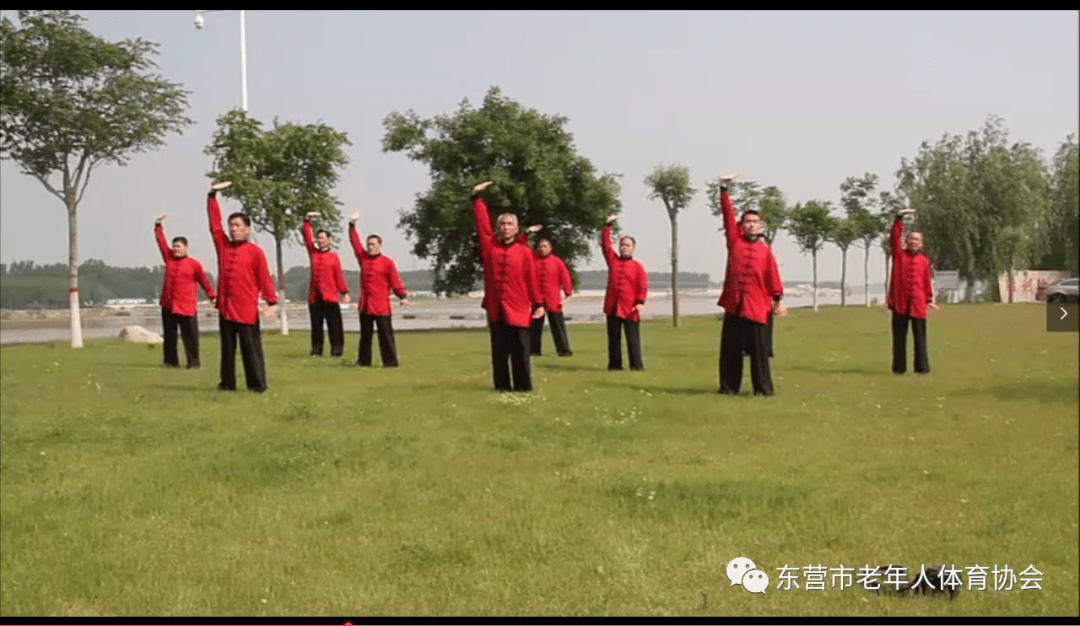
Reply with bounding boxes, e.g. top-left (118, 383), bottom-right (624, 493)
top-left (276, 236), bottom-right (289, 335)
top-left (840, 248), bottom-right (847, 307)
top-left (670, 214), bottom-right (679, 328)
top-left (864, 247), bottom-right (871, 306)
top-left (66, 178), bottom-right (83, 348)
top-left (812, 250), bottom-right (819, 312)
